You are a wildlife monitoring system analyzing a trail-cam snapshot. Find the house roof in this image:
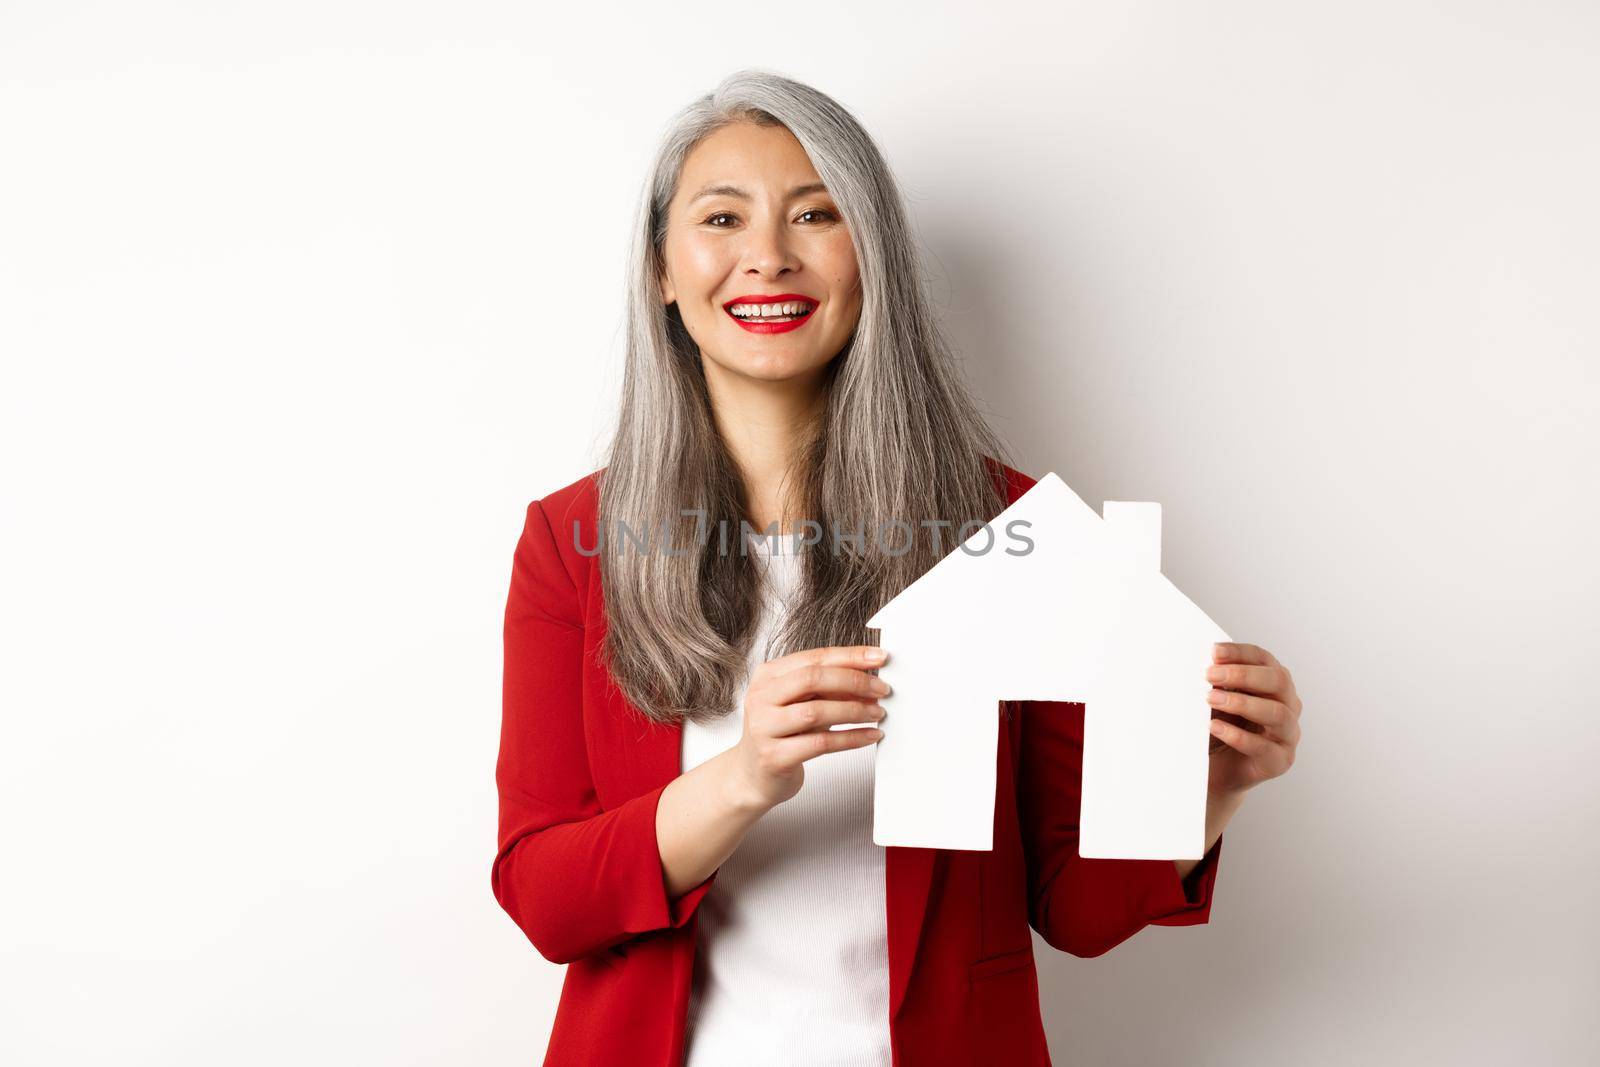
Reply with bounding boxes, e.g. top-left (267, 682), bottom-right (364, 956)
top-left (867, 471), bottom-right (1183, 631)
